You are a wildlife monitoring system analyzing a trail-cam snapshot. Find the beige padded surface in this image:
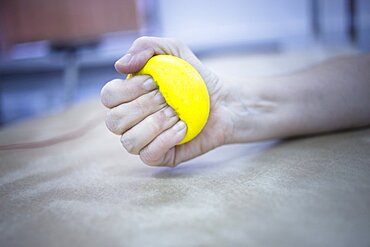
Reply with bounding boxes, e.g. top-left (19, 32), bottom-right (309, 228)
top-left (1, 50), bottom-right (369, 247)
